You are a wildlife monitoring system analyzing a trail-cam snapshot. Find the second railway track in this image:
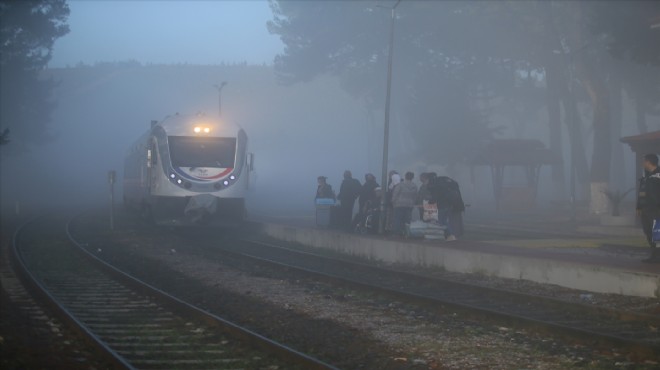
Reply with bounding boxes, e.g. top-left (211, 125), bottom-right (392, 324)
top-left (11, 215), bottom-right (337, 370)
top-left (171, 230), bottom-right (660, 362)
